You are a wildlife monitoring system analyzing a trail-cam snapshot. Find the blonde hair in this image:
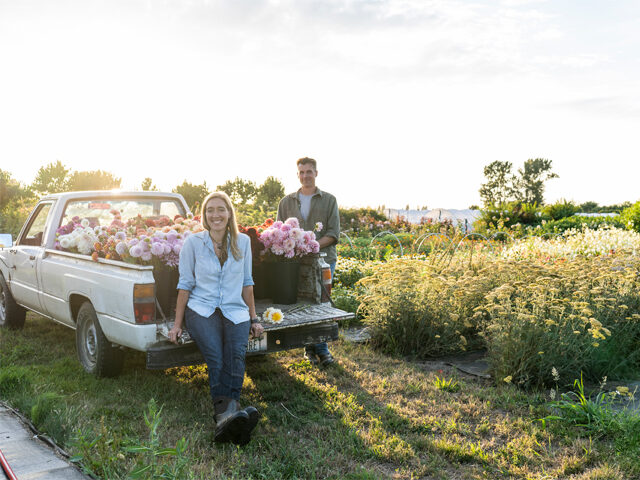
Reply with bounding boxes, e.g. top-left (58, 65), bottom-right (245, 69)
top-left (200, 191), bottom-right (242, 261)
